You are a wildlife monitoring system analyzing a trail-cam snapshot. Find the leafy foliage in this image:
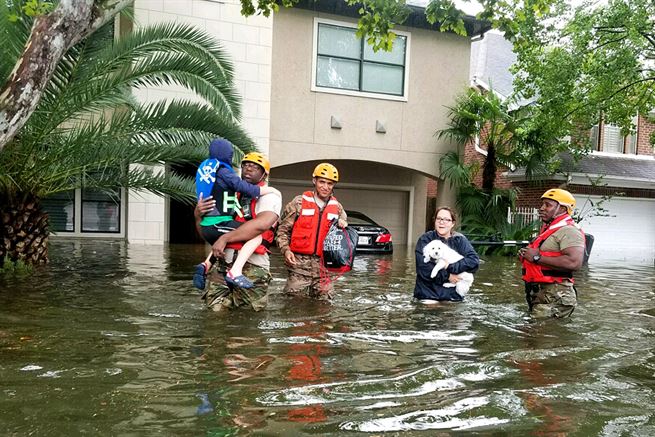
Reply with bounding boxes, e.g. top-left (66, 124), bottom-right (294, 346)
top-left (0, 17), bottom-right (254, 206)
top-left (237, 0), bottom-right (559, 51)
top-left (511, 0), bottom-right (655, 136)
top-left (439, 150), bottom-right (535, 255)
top-left (437, 88), bottom-right (566, 193)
